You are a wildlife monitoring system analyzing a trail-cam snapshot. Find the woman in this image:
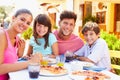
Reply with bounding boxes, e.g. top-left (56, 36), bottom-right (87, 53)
top-left (0, 9), bottom-right (42, 80)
